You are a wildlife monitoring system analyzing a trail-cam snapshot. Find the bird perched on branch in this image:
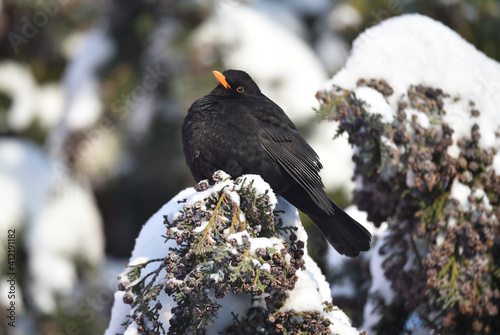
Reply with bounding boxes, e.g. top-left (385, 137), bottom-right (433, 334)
top-left (182, 69), bottom-right (371, 257)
